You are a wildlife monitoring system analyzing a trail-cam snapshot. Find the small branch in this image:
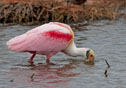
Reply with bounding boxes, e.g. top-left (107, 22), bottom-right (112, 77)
top-left (9, 79), bottom-right (14, 82)
top-left (105, 59), bottom-right (110, 68)
top-left (30, 73), bottom-right (35, 81)
top-left (104, 69), bottom-right (108, 77)
top-left (104, 59), bottom-right (110, 77)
